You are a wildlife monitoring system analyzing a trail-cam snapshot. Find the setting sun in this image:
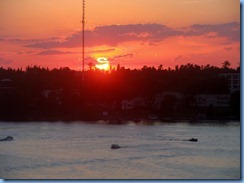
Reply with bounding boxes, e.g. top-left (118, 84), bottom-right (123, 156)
top-left (95, 57), bottom-right (110, 71)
